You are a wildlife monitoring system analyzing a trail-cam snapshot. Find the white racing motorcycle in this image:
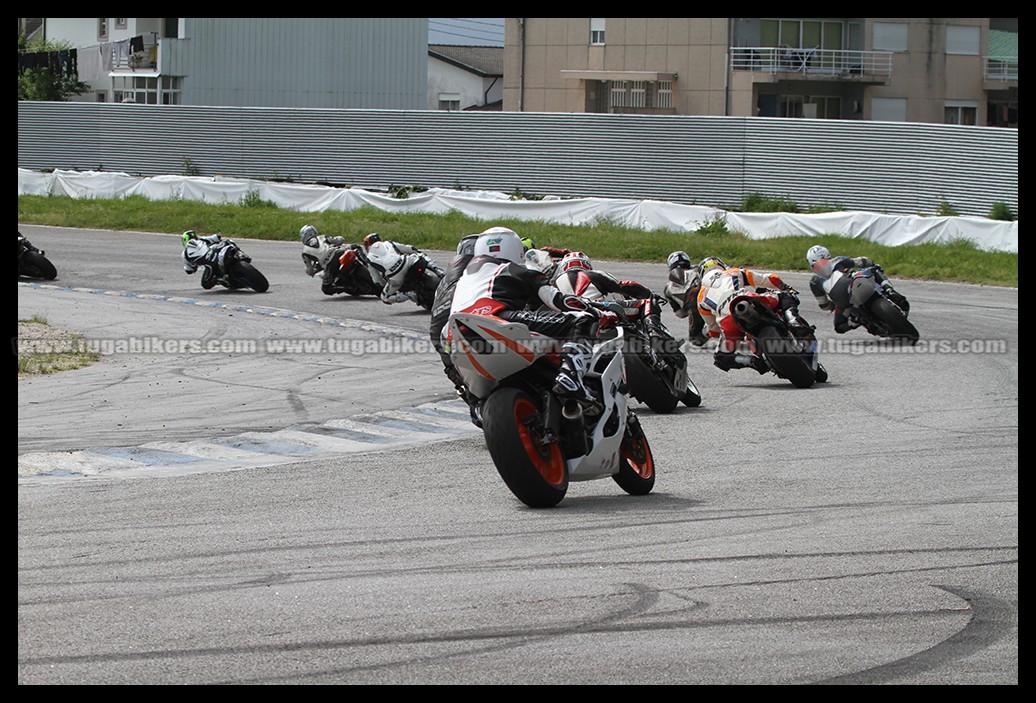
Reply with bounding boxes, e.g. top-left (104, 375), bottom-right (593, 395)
top-left (445, 303), bottom-right (656, 508)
